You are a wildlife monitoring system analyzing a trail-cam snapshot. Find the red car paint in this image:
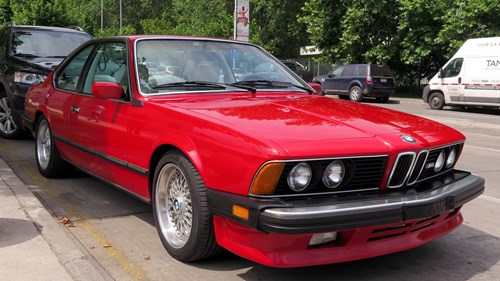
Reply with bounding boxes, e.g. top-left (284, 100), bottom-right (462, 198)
top-left (23, 36), bottom-right (484, 267)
